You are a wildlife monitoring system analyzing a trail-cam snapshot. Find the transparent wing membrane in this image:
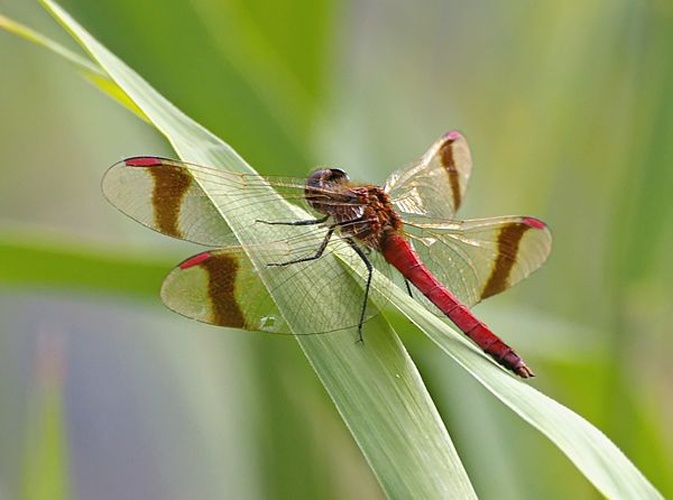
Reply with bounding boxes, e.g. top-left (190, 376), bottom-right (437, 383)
top-left (404, 216), bottom-right (552, 308)
top-left (385, 131), bottom-right (472, 223)
top-left (161, 237), bottom-right (382, 334)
